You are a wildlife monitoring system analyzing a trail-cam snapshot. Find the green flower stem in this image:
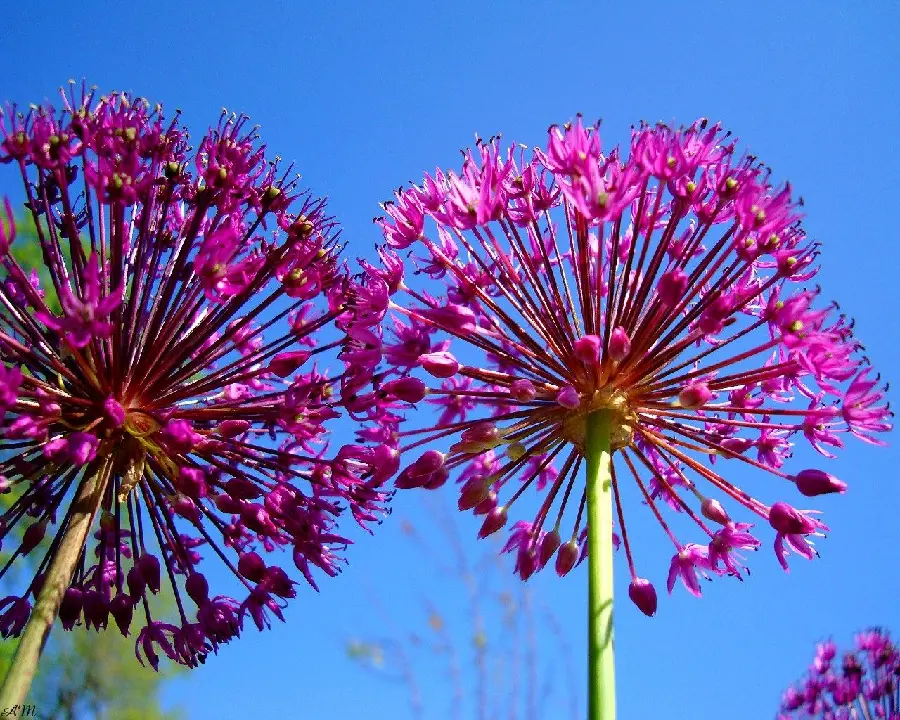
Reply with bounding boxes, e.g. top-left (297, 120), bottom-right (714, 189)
top-left (0, 458), bottom-right (110, 708)
top-left (586, 410), bottom-right (616, 720)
